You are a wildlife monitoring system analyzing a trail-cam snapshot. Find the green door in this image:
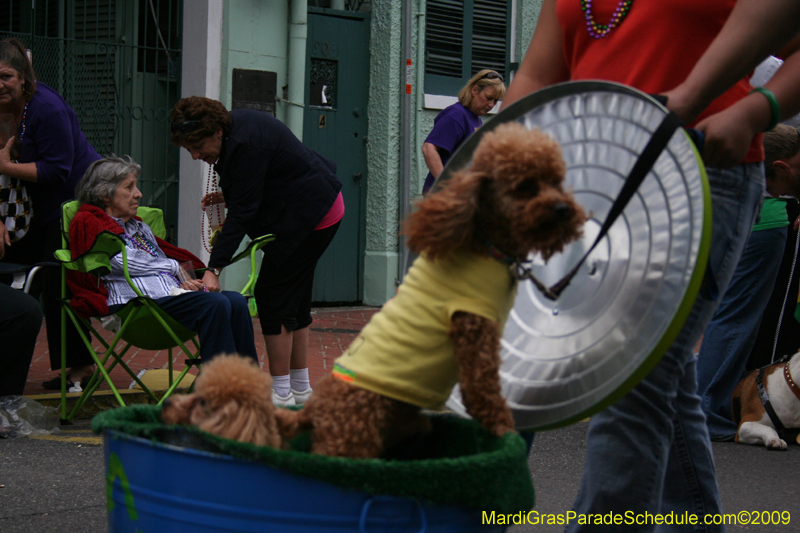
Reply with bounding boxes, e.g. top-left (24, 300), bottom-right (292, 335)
top-left (304, 9), bottom-right (370, 304)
